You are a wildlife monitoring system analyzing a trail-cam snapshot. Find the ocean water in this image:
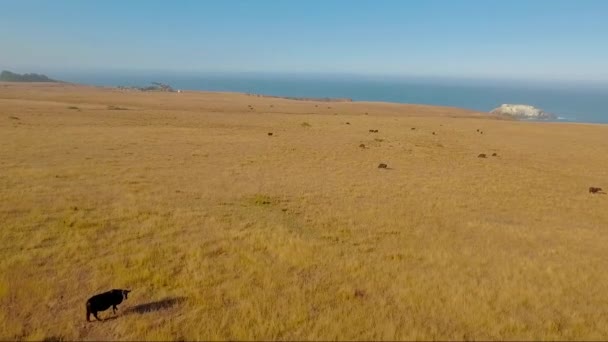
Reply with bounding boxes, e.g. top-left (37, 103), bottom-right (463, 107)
top-left (54, 71), bottom-right (608, 124)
